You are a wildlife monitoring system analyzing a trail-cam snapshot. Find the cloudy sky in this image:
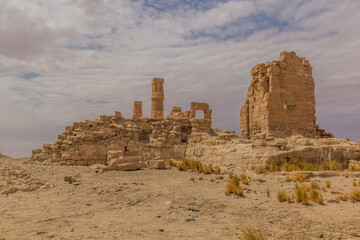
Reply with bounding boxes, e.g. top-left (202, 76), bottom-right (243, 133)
top-left (0, 0), bottom-right (359, 157)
